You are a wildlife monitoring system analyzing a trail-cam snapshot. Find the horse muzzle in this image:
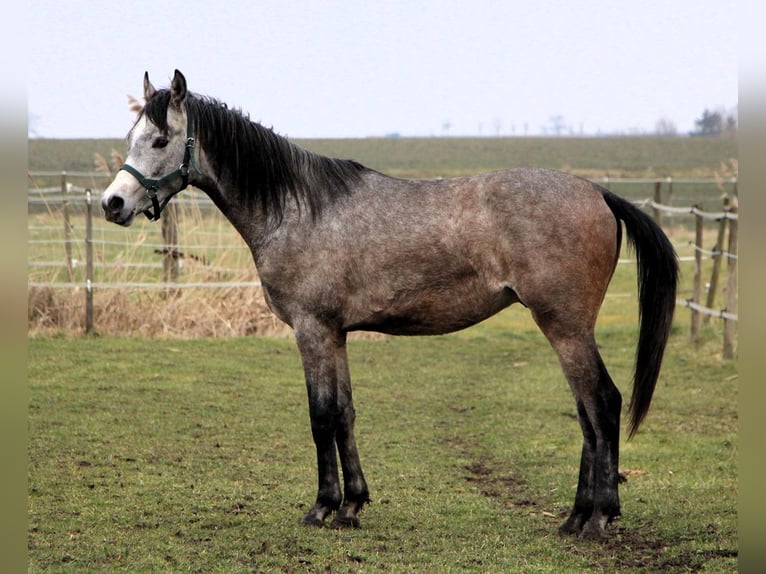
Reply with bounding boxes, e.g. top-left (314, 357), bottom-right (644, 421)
top-left (101, 193), bottom-right (136, 226)
top-left (101, 172), bottom-right (142, 226)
